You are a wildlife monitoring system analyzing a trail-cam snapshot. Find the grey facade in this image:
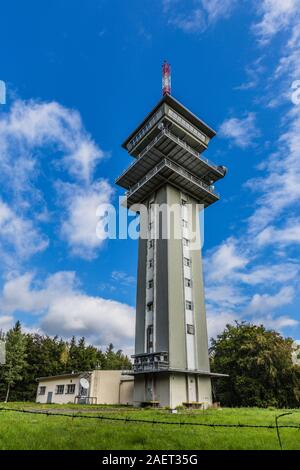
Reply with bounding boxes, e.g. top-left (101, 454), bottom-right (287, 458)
top-left (116, 93), bottom-right (227, 408)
